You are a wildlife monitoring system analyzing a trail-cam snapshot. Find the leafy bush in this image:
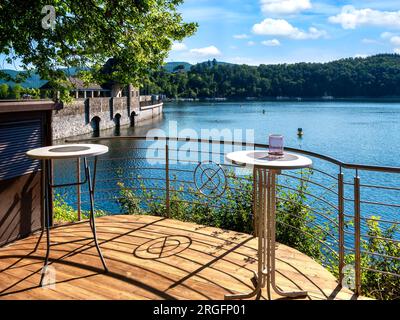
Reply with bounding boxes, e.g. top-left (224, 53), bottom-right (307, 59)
top-left (116, 172), bottom-right (255, 233)
top-left (116, 182), bottom-right (144, 215)
top-left (53, 193), bottom-right (77, 223)
top-left (343, 216), bottom-right (400, 300)
top-left (276, 178), bottom-right (329, 263)
top-left (53, 193), bottom-right (106, 224)
top-left (11, 84), bottom-right (23, 99)
top-left (0, 83), bottom-right (9, 98)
